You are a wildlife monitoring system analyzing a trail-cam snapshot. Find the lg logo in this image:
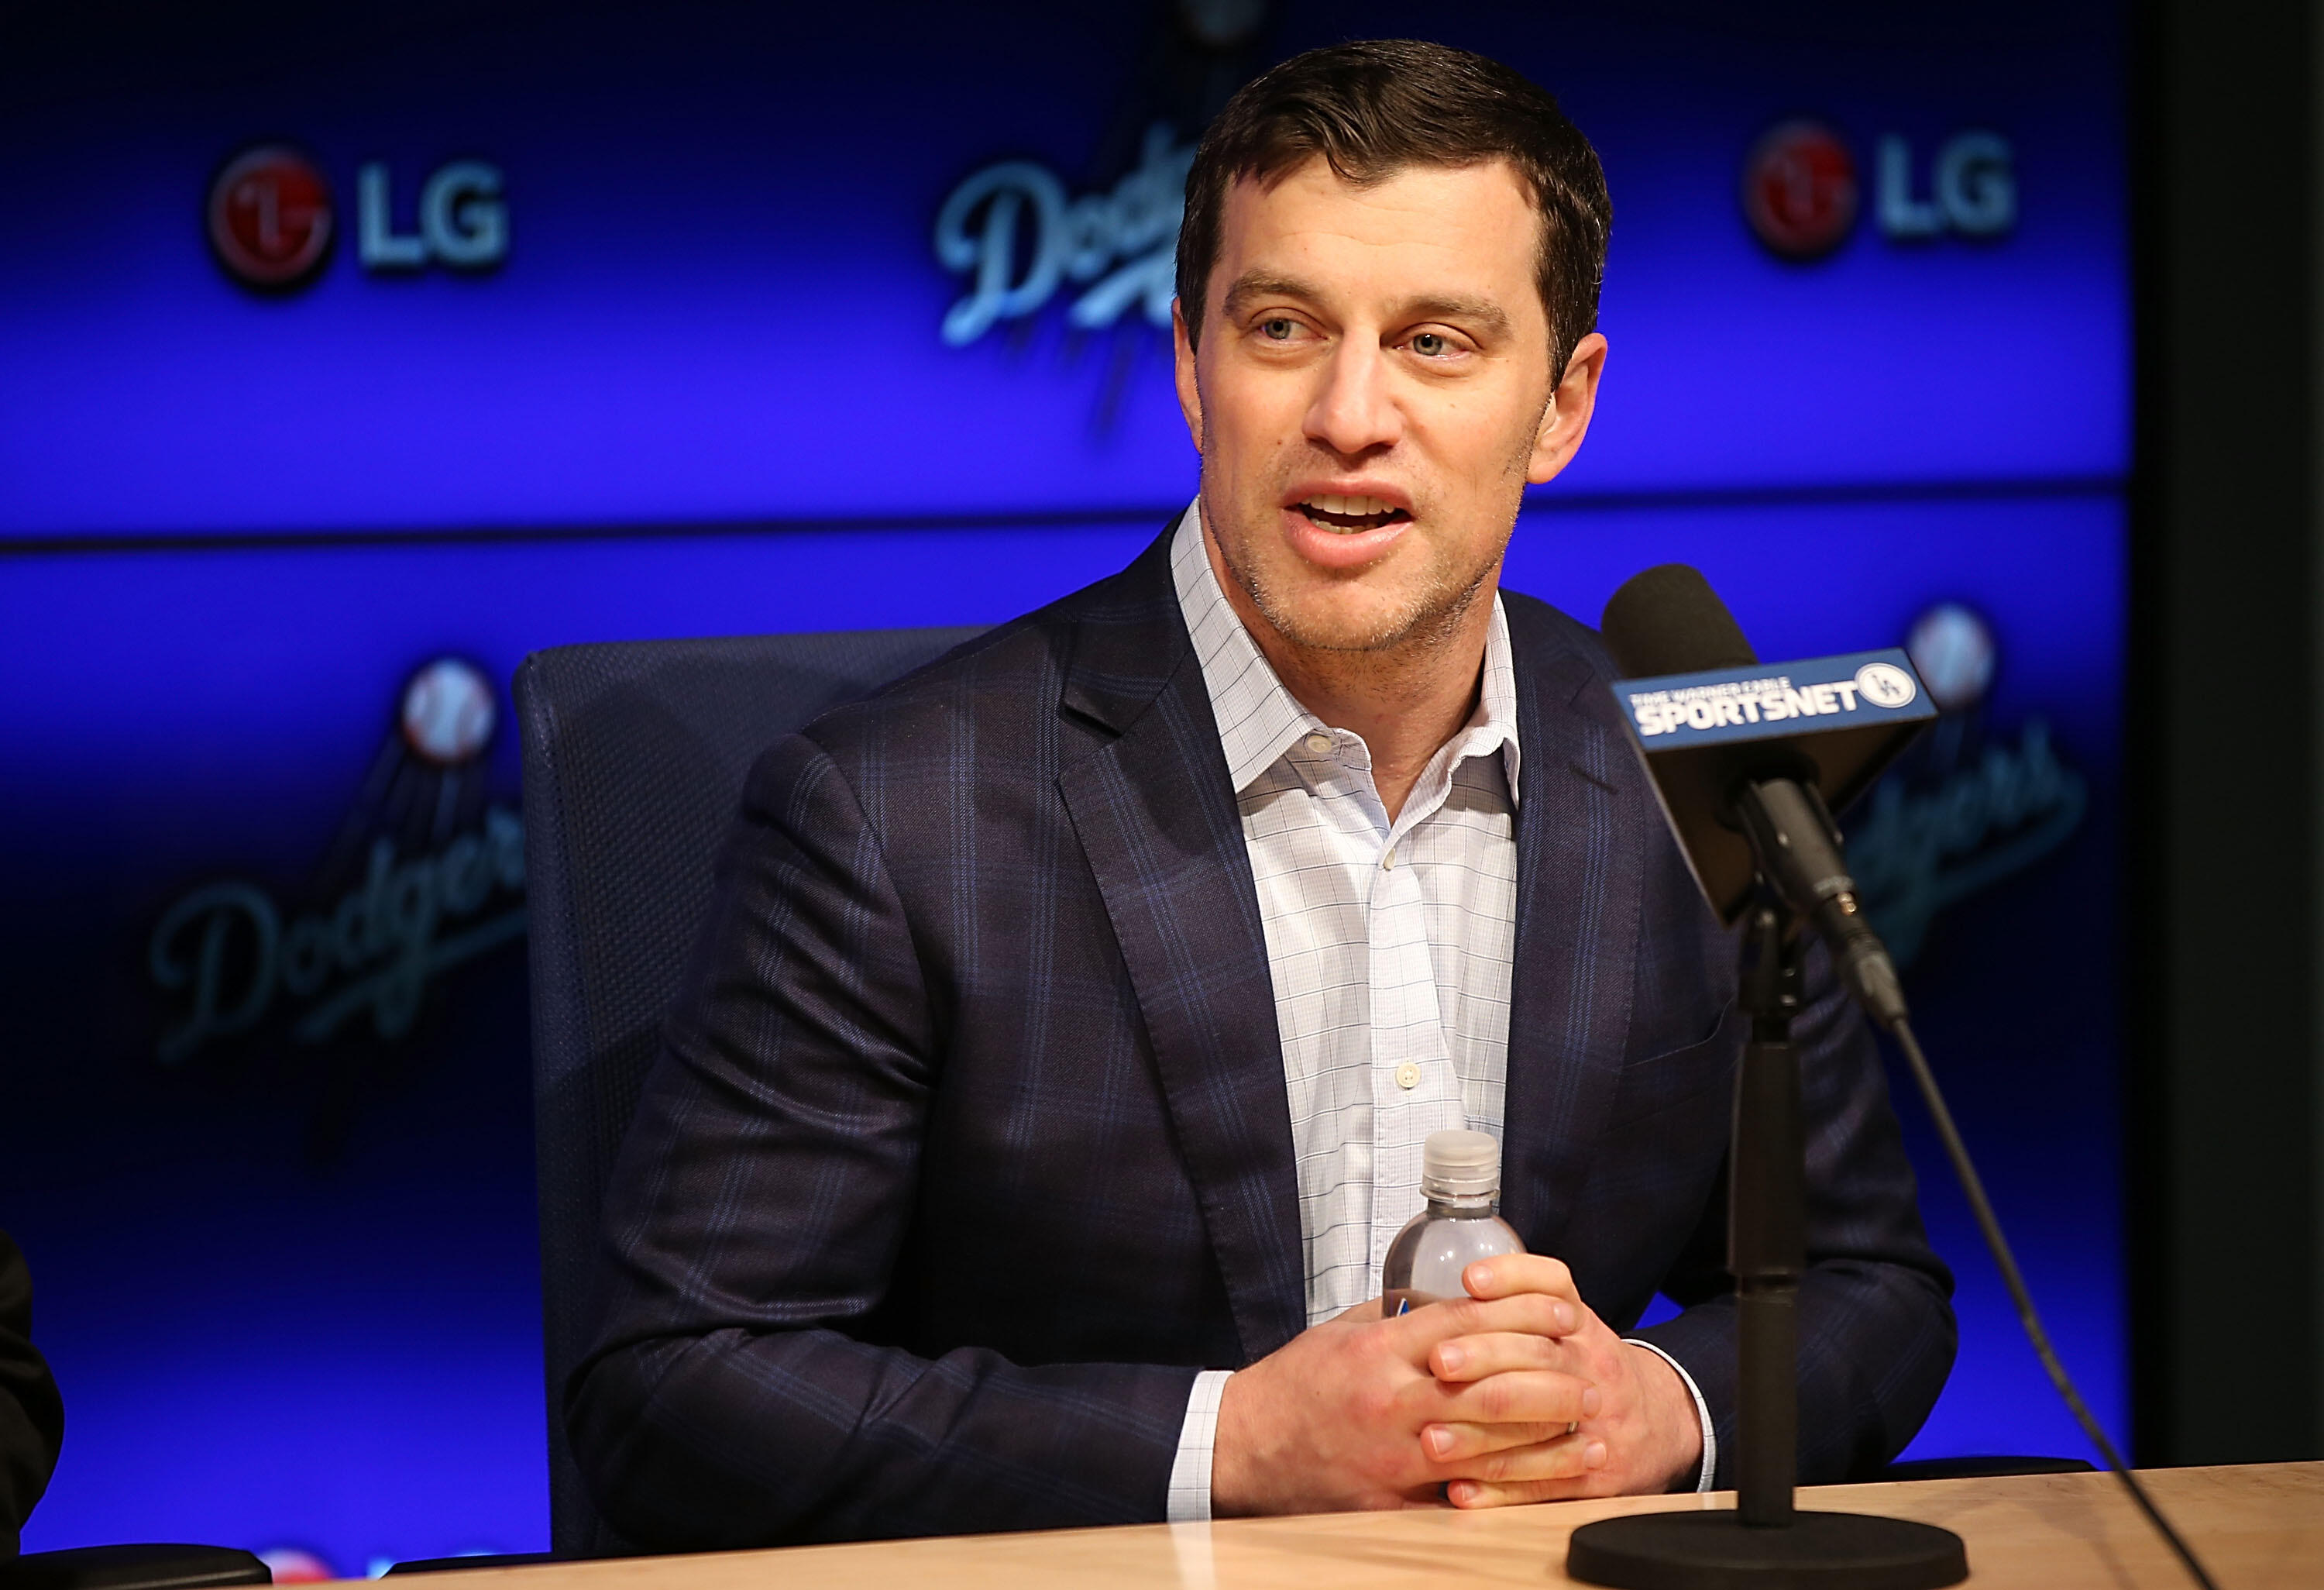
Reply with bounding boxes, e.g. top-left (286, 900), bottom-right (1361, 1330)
top-left (1741, 122), bottom-right (1858, 260)
top-left (205, 143), bottom-right (508, 293)
top-left (357, 160), bottom-right (507, 270)
top-left (207, 146), bottom-right (335, 288)
top-left (1741, 121), bottom-right (2015, 261)
top-left (1873, 132), bottom-right (2013, 241)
